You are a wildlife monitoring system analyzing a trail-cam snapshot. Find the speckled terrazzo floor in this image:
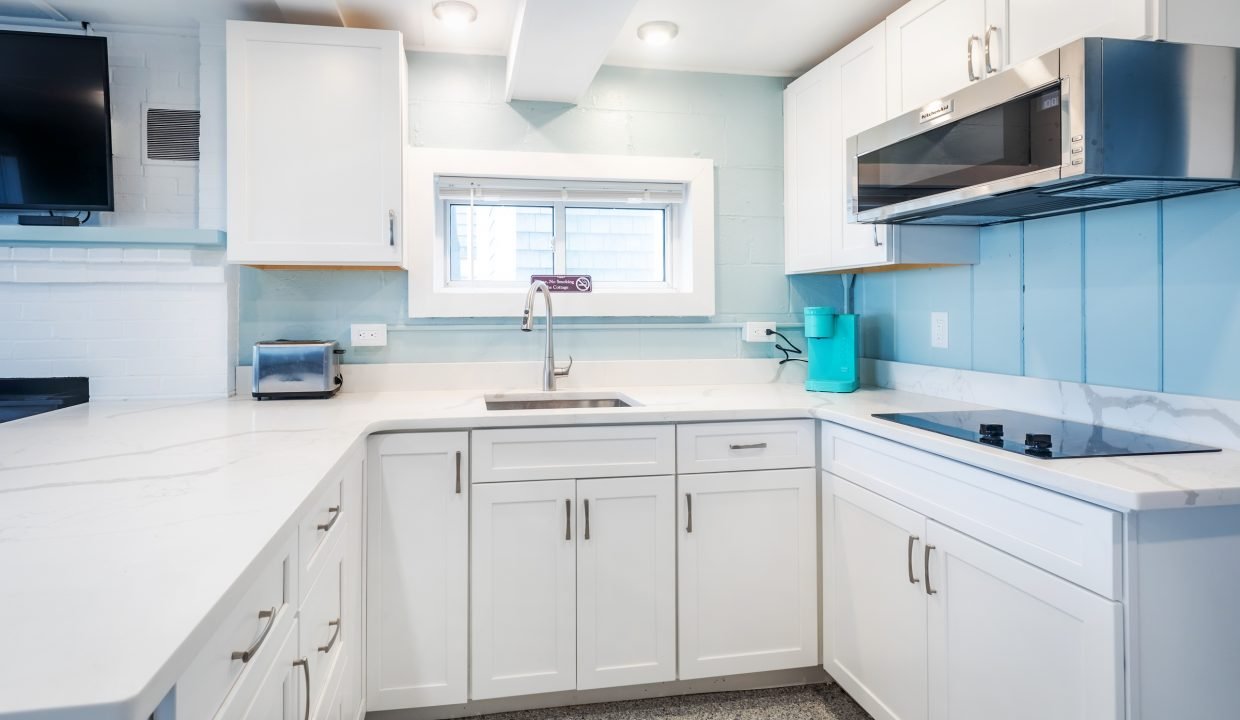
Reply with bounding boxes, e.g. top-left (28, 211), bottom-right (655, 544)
top-left (479, 683), bottom-right (873, 719)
